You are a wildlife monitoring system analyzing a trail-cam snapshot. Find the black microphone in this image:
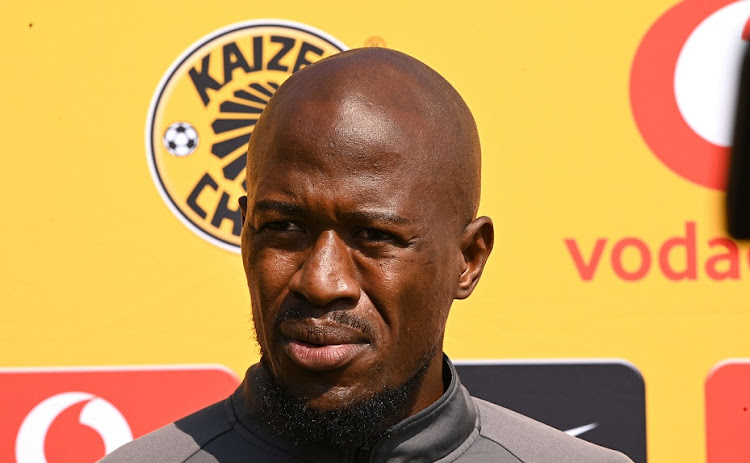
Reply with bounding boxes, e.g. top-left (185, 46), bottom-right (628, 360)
top-left (727, 41), bottom-right (750, 239)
